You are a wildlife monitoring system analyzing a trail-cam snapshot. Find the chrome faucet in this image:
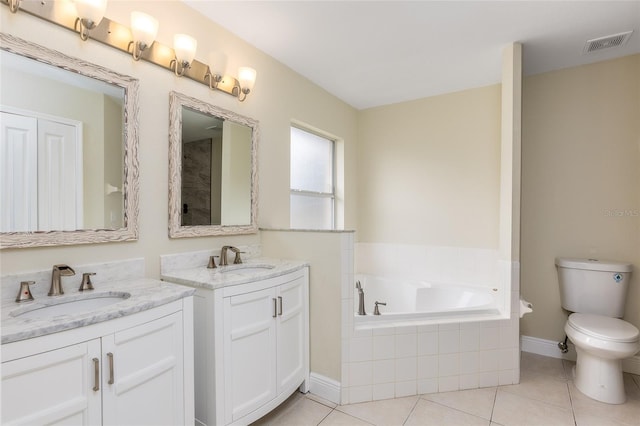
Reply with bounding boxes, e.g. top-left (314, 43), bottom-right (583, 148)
top-left (356, 281), bottom-right (366, 315)
top-left (220, 246), bottom-right (244, 266)
top-left (49, 264), bottom-right (75, 296)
